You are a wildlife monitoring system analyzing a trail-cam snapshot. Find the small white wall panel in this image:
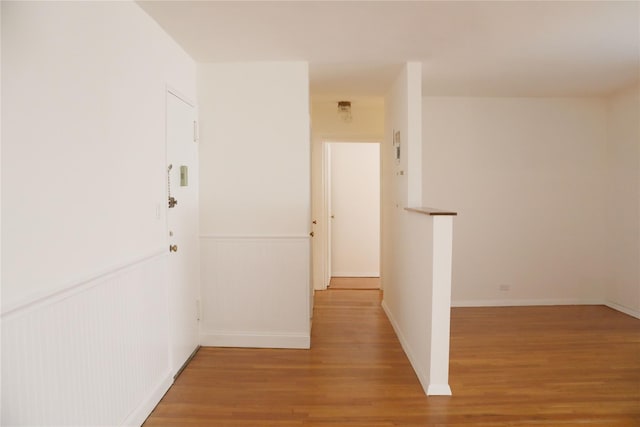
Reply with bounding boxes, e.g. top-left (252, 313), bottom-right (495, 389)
top-left (428, 216), bottom-right (454, 395)
top-left (200, 237), bottom-right (310, 349)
